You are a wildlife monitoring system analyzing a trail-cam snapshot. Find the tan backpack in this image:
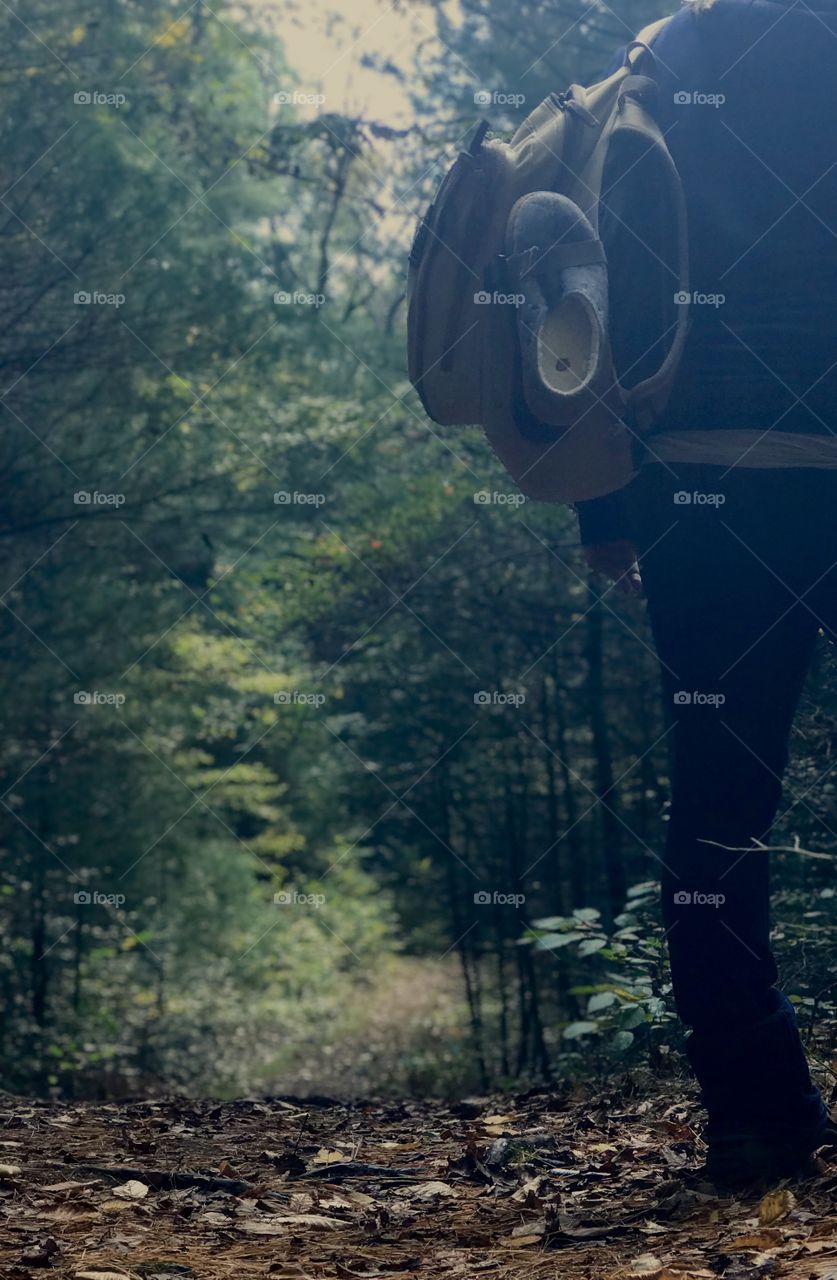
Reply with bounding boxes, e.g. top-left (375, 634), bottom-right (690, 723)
top-left (406, 18), bottom-right (690, 503)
